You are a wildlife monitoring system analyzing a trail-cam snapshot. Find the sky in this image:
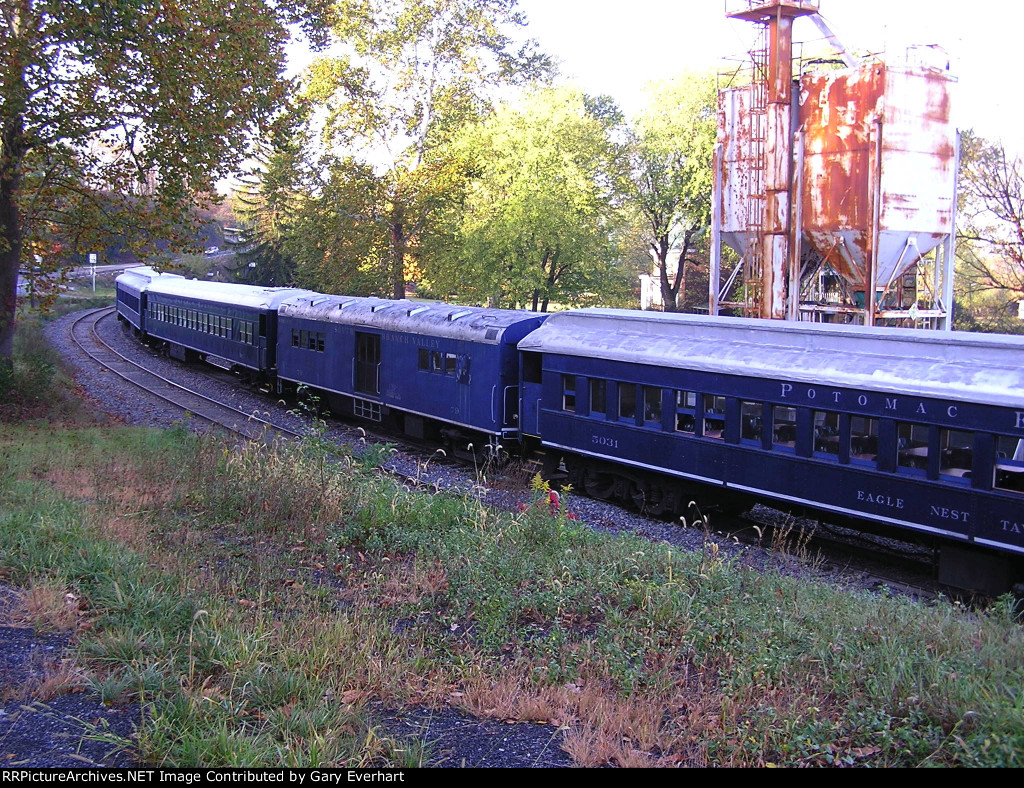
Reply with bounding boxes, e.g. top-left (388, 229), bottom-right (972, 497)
top-left (513, 0), bottom-right (1021, 147)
